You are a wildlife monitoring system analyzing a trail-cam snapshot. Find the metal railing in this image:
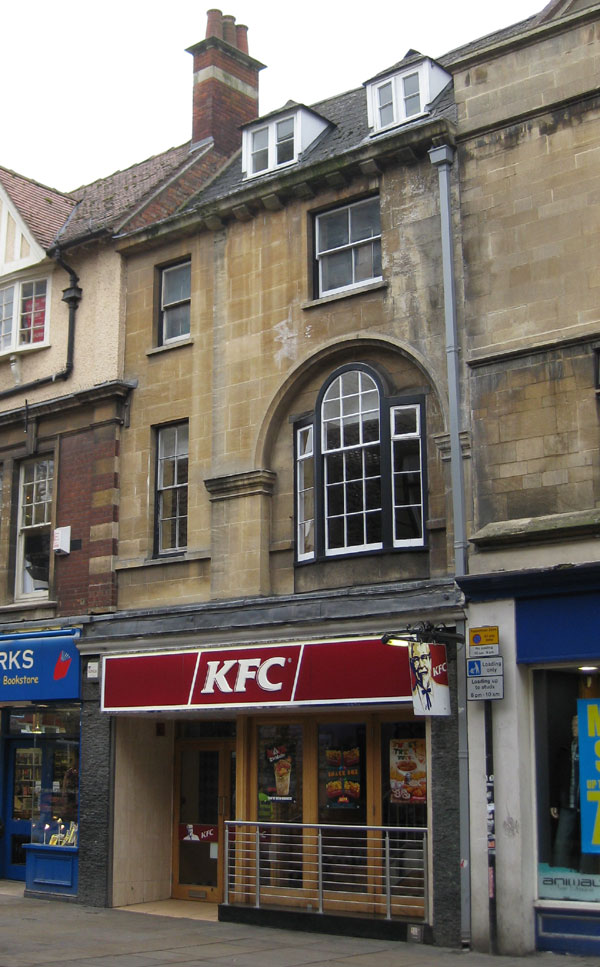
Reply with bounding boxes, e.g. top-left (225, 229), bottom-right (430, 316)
top-left (224, 820), bottom-right (428, 921)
